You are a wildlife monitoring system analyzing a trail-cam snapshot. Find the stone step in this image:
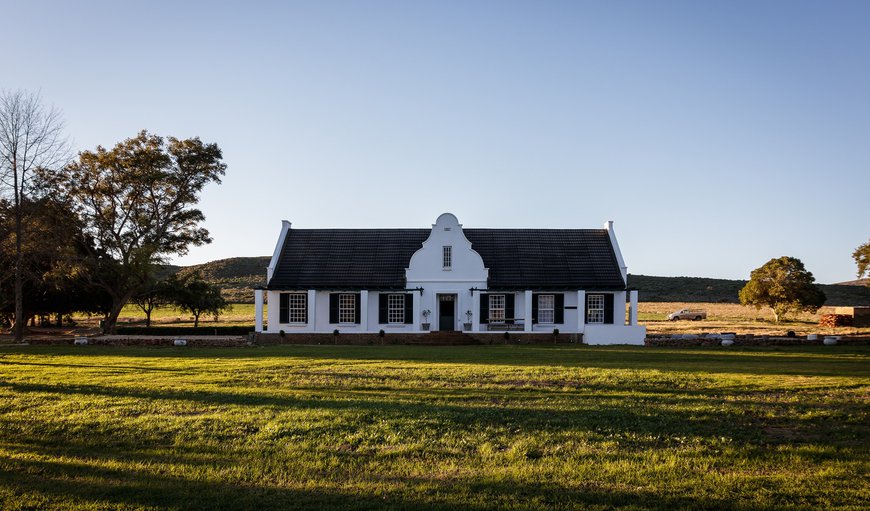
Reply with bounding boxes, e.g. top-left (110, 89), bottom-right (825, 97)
top-left (410, 331), bottom-right (477, 345)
